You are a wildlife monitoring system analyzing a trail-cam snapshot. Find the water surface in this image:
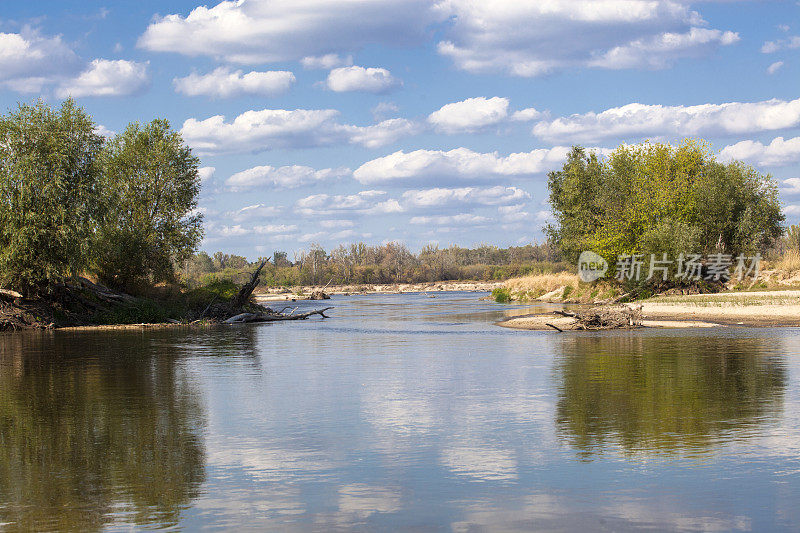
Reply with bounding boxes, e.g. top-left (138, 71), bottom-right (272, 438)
top-left (2, 292), bottom-right (799, 531)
